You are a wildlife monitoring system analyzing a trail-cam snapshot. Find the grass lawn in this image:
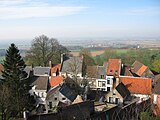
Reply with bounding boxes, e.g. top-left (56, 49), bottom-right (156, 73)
top-left (116, 49), bottom-right (128, 54)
